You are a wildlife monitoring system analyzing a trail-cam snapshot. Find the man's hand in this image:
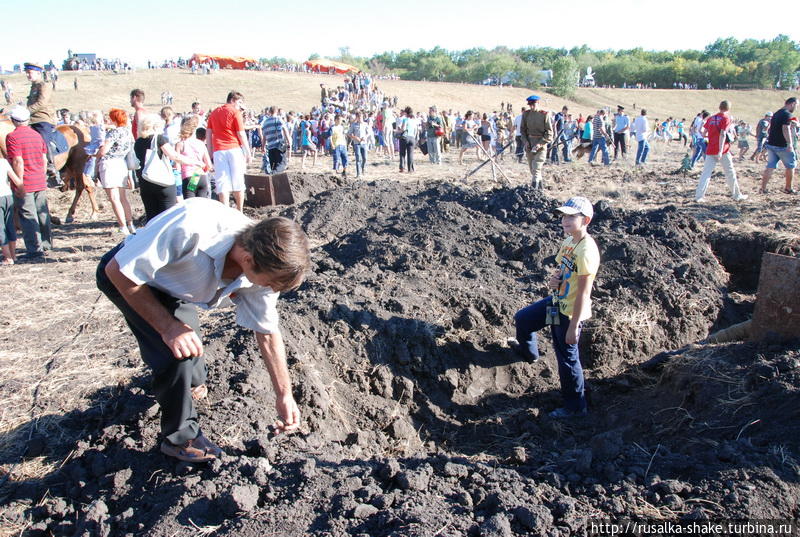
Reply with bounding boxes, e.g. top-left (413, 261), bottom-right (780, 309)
top-left (273, 393), bottom-right (301, 434)
top-left (565, 324), bottom-right (580, 345)
top-left (161, 320), bottom-right (203, 359)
